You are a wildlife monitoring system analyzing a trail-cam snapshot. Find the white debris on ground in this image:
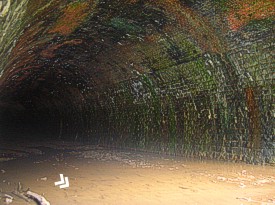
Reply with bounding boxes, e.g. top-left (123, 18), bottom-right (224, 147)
top-left (5, 197), bottom-right (13, 204)
top-left (196, 168), bottom-right (275, 204)
top-left (78, 149), bottom-right (159, 168)
top-left (0, 157), bottom-right (14, 162)
top-left (4, 194), bottom-right (13, 204)
top-left (0, 141), bottom-right (274, 205)
top-left (214, 170), bottom-right (275, 189)
top-left (40, 177), bottom-right (47, 181)
top-left (26, 191), bottom-right (51, 205)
